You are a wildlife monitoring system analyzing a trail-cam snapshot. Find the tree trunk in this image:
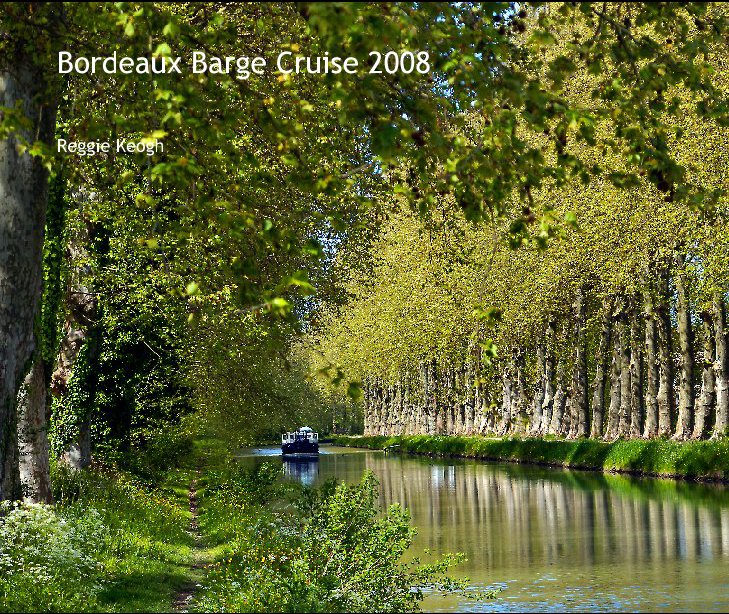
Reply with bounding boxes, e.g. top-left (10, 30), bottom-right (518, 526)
top-left (403, 375), bottom-right (414, 435)
top-left (363, 378), bottom-right (371, 435)
top-left (643, 288), bottom-right (660, 438)
top-left (369, 379), bottom-right (378, 435)
top-left (416, 364), bottom-right (427, 434)
top-left (465, 346), bottom-right (476, 435)
top-left (426, 362), bottom-right (437, 435)
top-left (604, 303), bottom-right (623, 440)
top-left (712, 293), bottom-right (728, 438)
top-left (590, 298), bottom-right (612, 439)
top-left (673, 255), bottom-right (694, 440)
top-left (617, 308), bottom-right (632, 438)
top-left (549, 357), bottom-right (566, 436)
top-left (513, 350), bottom-right (529, 434)
top-left (498, 358), bottom-right (512, 436)
top-left (17, 358), bottom-right (53, 503)
top-left (656, 271), bottom-right (674, 437)
top-left (540, 320), bottom-right (556, 435)
top-left (453, 367), bottom-right (464, 435)
top-left (569, 288), bottom-right (588, 438)
top-left (530, 343), bottom-right (545, 435)
top-left (0, 50), bottom-right (56, 500)
top-left (629, 302), bottom-right (644, 438)
top-left (692, 312), bottom-right (715, 440)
